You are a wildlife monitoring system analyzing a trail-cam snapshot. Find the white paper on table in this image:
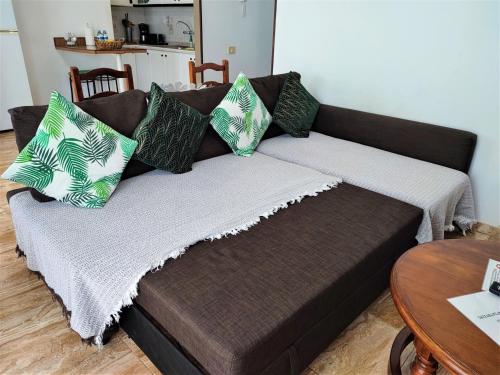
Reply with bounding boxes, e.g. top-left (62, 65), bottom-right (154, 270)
top-left (482, 259), bottom-right (500, 291)
top-left (448, 291), bottom-right (500, 345)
